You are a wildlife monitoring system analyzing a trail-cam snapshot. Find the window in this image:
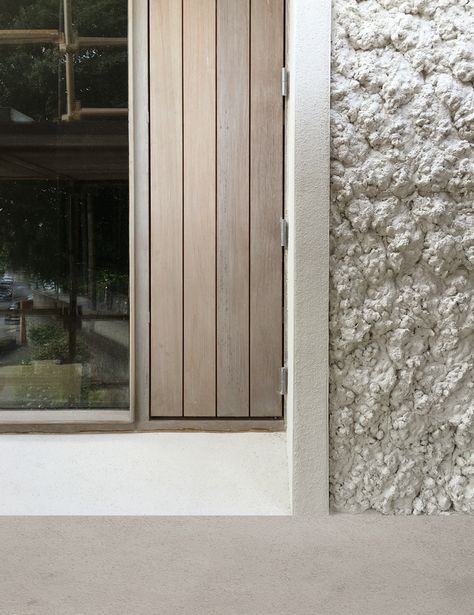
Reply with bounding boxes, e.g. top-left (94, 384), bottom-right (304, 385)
top-left (0, 0), bottom-right (132, 420)
top-left (0, 0), bottom-right (286, 429)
